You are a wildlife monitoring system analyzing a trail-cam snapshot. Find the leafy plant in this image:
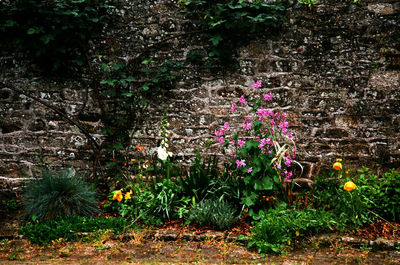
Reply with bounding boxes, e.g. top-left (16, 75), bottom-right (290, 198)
top-left (1, 199), bottom-right (18, 211)
top-left (177, 150), bottom-right (221, 201)
top-left (214, 80), bottom-right (299, 207)
top-left (22, 168), bottom-right (98, 221)
top-left (297, 0), bottom-right (317, 8)
top-left (0, 0), bottom-right (110, 72)
top-left (356, 168), bottom-right (400, 222)
top-left (19, 216), bottom-right (136, 245)
top-left (246, 205), bottom-right (336, 254)
top-left (309, 165), bottom-right (400, 229)
top-left (106, 180), bottom-right (190, 226)
top-left (188, 198), bottom-right (239, 230)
